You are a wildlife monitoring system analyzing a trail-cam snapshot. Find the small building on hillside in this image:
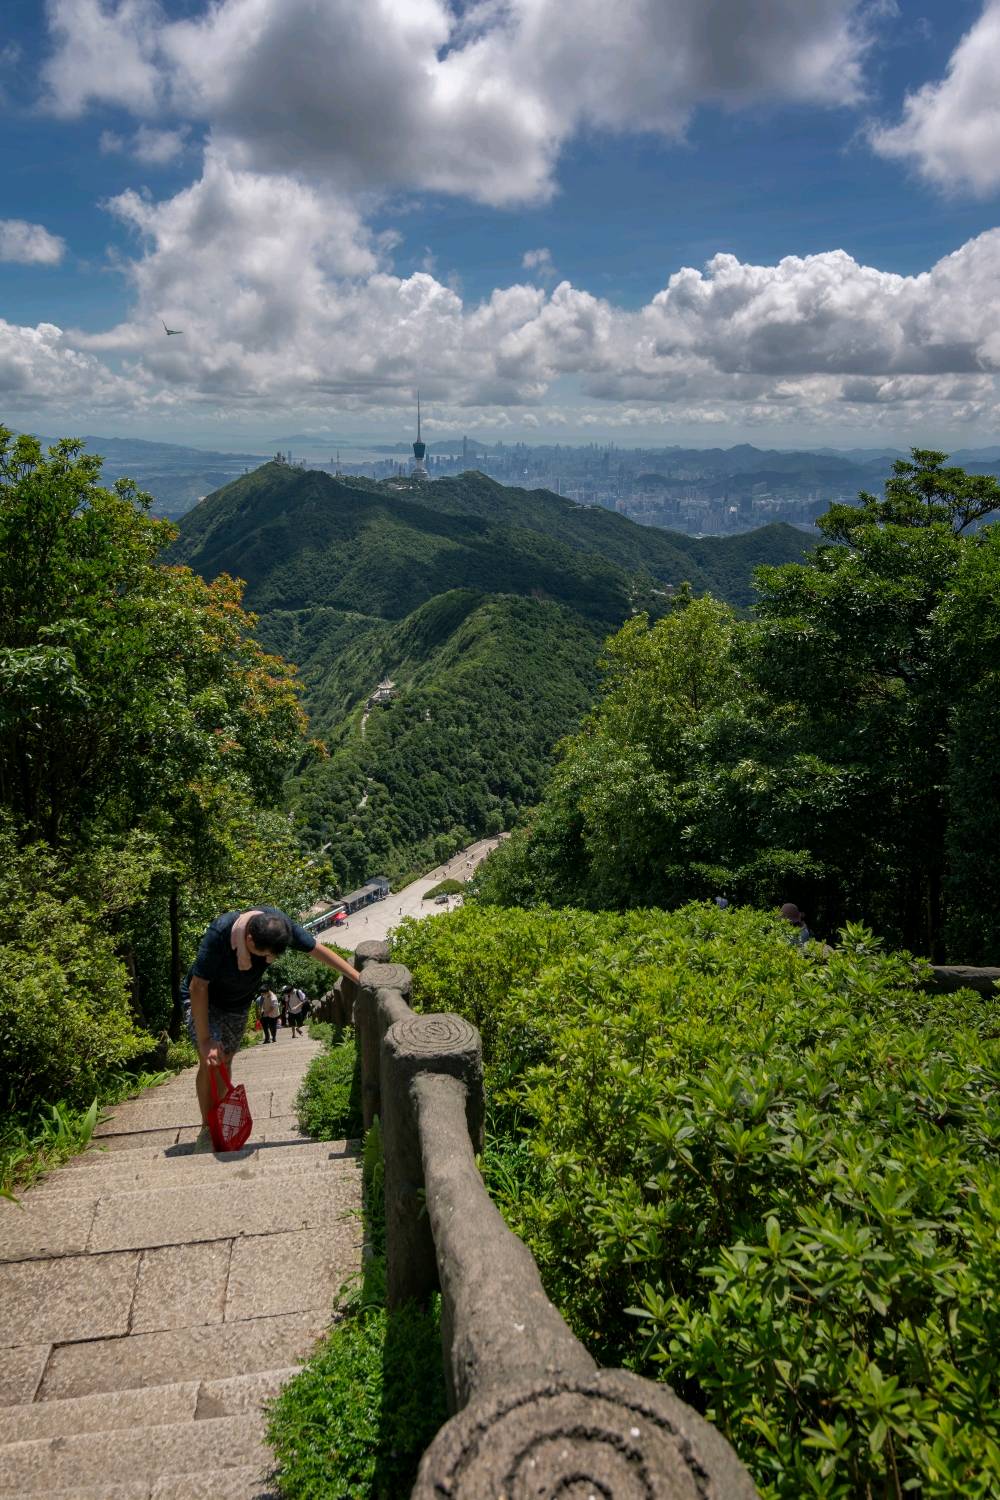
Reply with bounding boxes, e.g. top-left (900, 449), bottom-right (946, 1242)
top-left (340, 876), bottom-right (391, 914)
top-left (367, 679), bottom-right (396, 707)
